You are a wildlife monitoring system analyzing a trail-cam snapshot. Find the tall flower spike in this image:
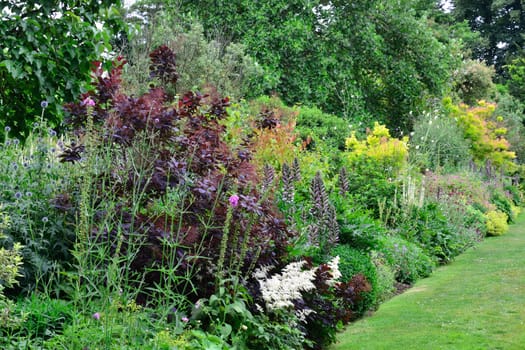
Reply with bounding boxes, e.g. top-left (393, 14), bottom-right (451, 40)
top-left (338, 166), bottom-right (349, 196)
top-left (262, 163), bottom-right (275, 193)
top-left (310, 171), bottom-right (330, 219)
top-left (292, 157), bottom-right (301, 183)
top-left (325, 204), bottom-right (340, 250)
top-left (281, 163), bottom-right (295, 204)
top-left (307, 223), bottom-right (320, 247)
